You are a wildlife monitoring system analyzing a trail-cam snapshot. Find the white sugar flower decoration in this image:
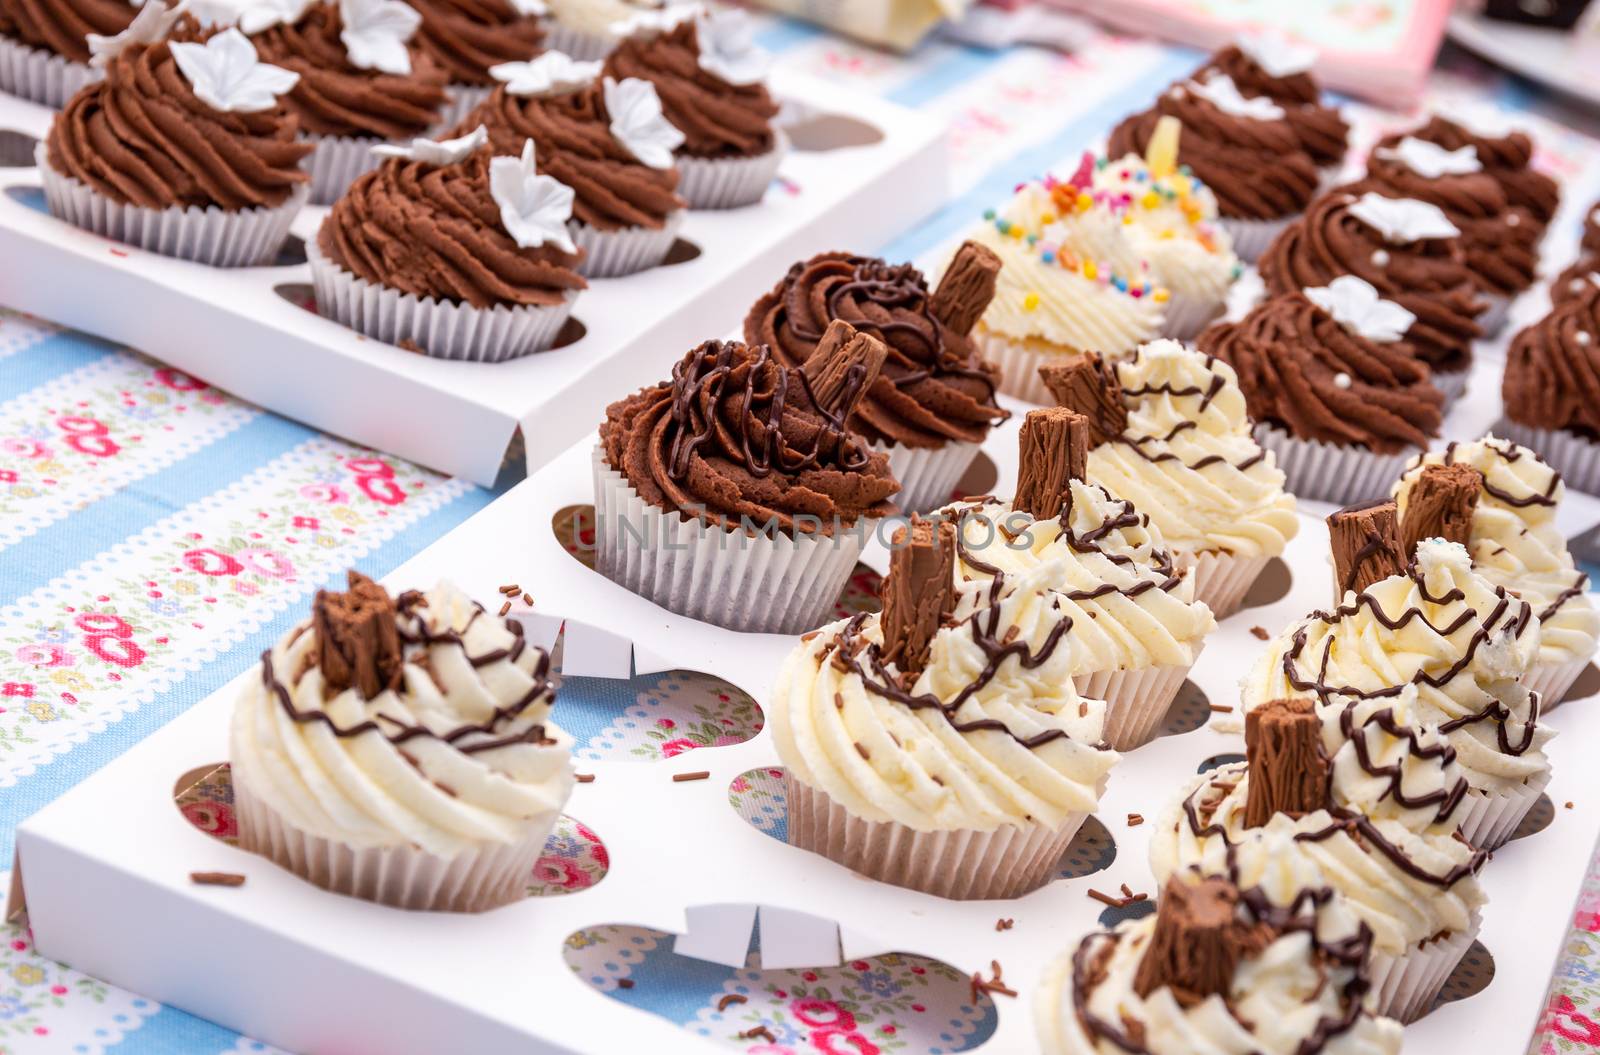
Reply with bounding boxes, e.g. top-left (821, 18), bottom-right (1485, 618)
top-left (1375, 136), bottom-right (1481, 179)
top-left (611, 3), bottom-right (696, 38)
top-left (1187, 72), bottom-right (1285, 121)
top-left (507, 0), bottom-right (547, 14)
top-left (1436, 99), bottom-right (1517, 140)
top-left (490, 140), bottom-right (578, 253)
top-left (235, 0), bottom-right (317, 33)
top-left (179, 0), bottom-right (250, 29)
top-left (1235, 30), bottom-right (1317, 79)
top-left (1305, 276), bottom-right (1416, 344)
top-left (695, 8), bottom-right (767, 85)
top-left (1348, 192), bottom-right (1460, 244)
top-left (170, 28), bottom-right (299, 112)
top-left (371, 124), bottom-right (486, 165)
top-left (489, 52), bottom-right (600, 97)
top-left (339, 0), bottom-right (420, 76)
top-left (89, 0), bottom-right (181, 69)
top-left (604, 76), bottom-right (683, 169)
